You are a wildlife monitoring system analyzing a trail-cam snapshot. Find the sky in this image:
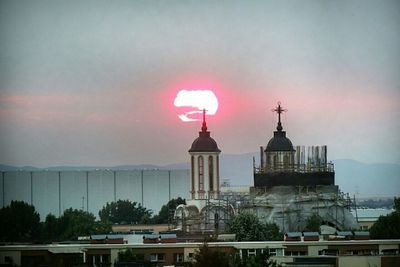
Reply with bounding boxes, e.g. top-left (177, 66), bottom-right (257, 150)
top-left (0, 0), bottom-right (399, 167)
